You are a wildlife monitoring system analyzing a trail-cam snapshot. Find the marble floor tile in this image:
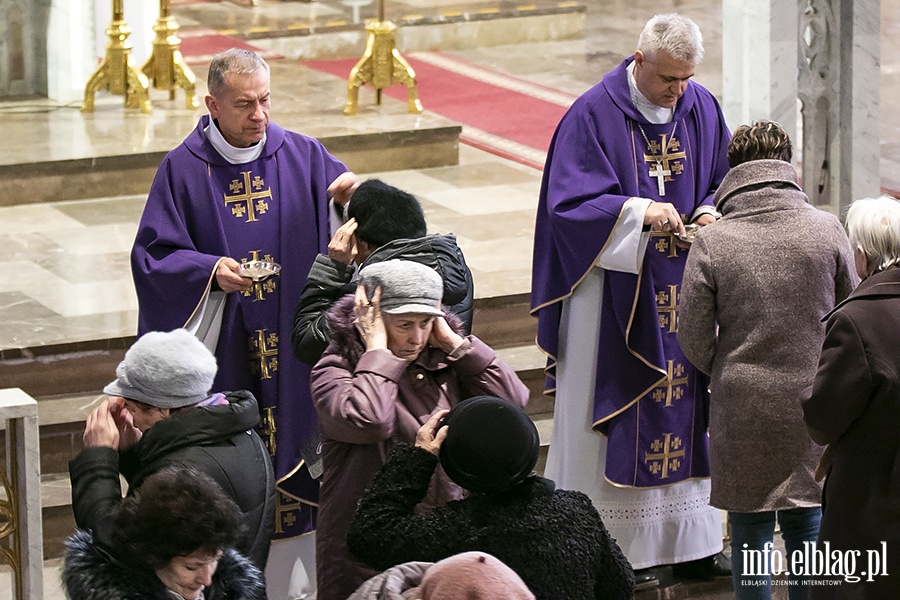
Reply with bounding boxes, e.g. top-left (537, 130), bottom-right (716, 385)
top-left (422, 184), bottom-right (540, 216)
top-left (53, 196), bottom-right (148, 227)
top-left (422, 161), bottom-right (541, 188)
top-left (0, 206), bottom-right (86, 237)
top-left (38, 223), bottom-right (138, 257)
top-left (457, 235), bottom-right (534, 273)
